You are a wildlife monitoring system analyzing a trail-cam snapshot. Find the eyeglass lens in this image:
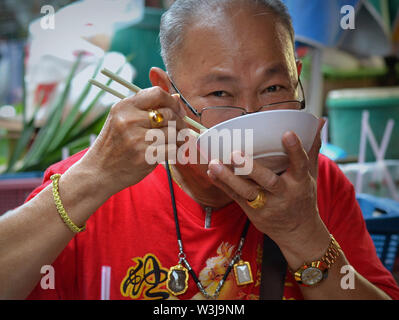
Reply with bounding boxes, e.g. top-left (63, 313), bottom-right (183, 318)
top-left (200, 101), bottom-right (302, 128)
